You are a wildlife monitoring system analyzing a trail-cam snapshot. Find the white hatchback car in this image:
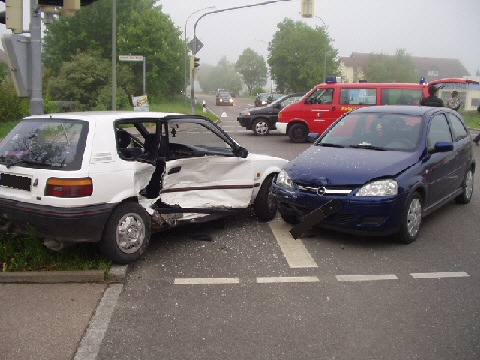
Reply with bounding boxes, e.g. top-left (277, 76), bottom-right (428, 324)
top-left (0, 112), bottom-right (287, 263)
